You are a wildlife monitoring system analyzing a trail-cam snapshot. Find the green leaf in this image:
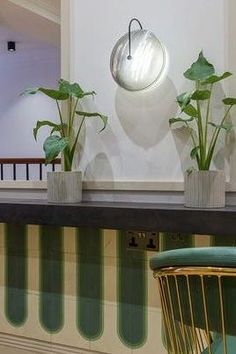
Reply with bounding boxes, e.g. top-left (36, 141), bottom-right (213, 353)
top-left (59, 79), bottom-right (96, 99)
top-left (50, 123), bottom-right (67, 135)
top-left (190, 146), bottom-right (200, 159)
top-left (186, 167), bottom-right (196, 175)
top-left (191, 90), bottom-right (211, 100)
top-left (208, 122), bottom-right (233, 131)
top-left (33, 121), bottom-right (63, 140)
top-left (76, 111), bottom-right (108, 131)
top-left (21, 87), bottom-right (38, 95)
top-left (38, 88), bottom-right (69, 100)
top-left (223, 98), bottom-right (236, 105)
top-left (184, 51), bottom-right (215, 81)
top-left (43, 136), bottom-right (69, 164)
top-left (169, 117), bottom-right (194, 125)
top-left (177, 92), bottom-right (192, 110)
top-left (202, 72), bottom-right (232, 84)
top-left (183, 104), bottom-right (199, 118)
